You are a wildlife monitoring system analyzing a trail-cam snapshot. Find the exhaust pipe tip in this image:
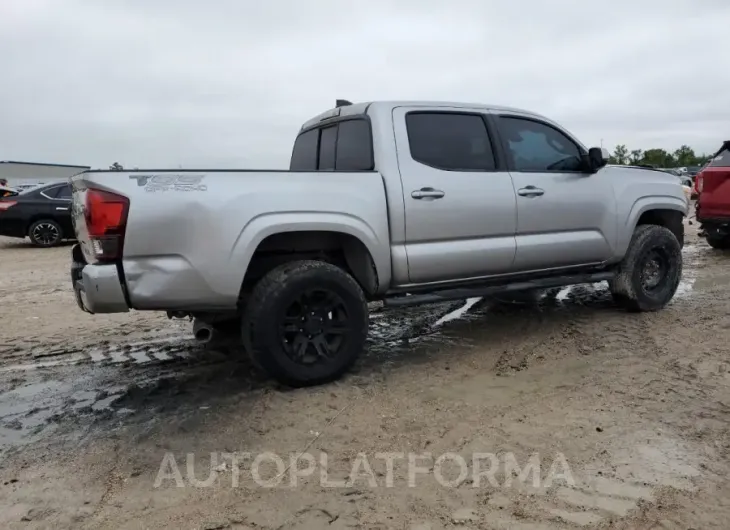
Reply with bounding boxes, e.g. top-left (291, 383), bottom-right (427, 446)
top-left (192, 319), bottom-right (214, 344)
